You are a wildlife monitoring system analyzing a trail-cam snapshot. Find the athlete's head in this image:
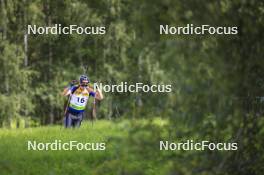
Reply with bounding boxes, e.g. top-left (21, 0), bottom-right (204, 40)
top-left (79, 75), bottom-right (89, 87)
